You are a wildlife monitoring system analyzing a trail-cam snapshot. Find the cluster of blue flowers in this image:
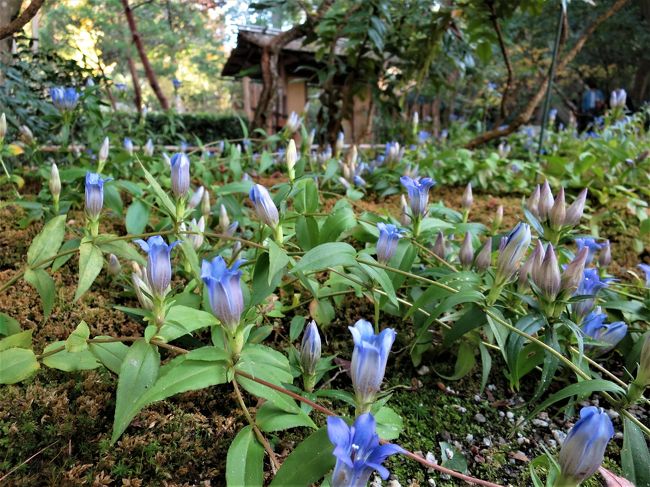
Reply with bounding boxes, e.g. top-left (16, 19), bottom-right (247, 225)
top-left (50, 86), bottom-right (80, 111)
